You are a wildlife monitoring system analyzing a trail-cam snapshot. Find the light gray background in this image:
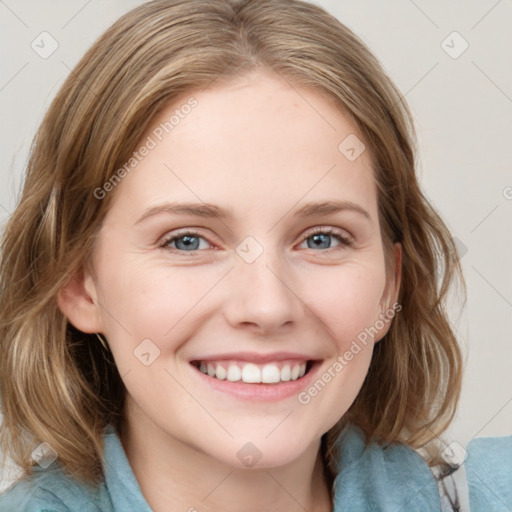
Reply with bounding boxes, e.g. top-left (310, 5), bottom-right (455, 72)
top-left (1, 0), bottom-right (511, 493)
